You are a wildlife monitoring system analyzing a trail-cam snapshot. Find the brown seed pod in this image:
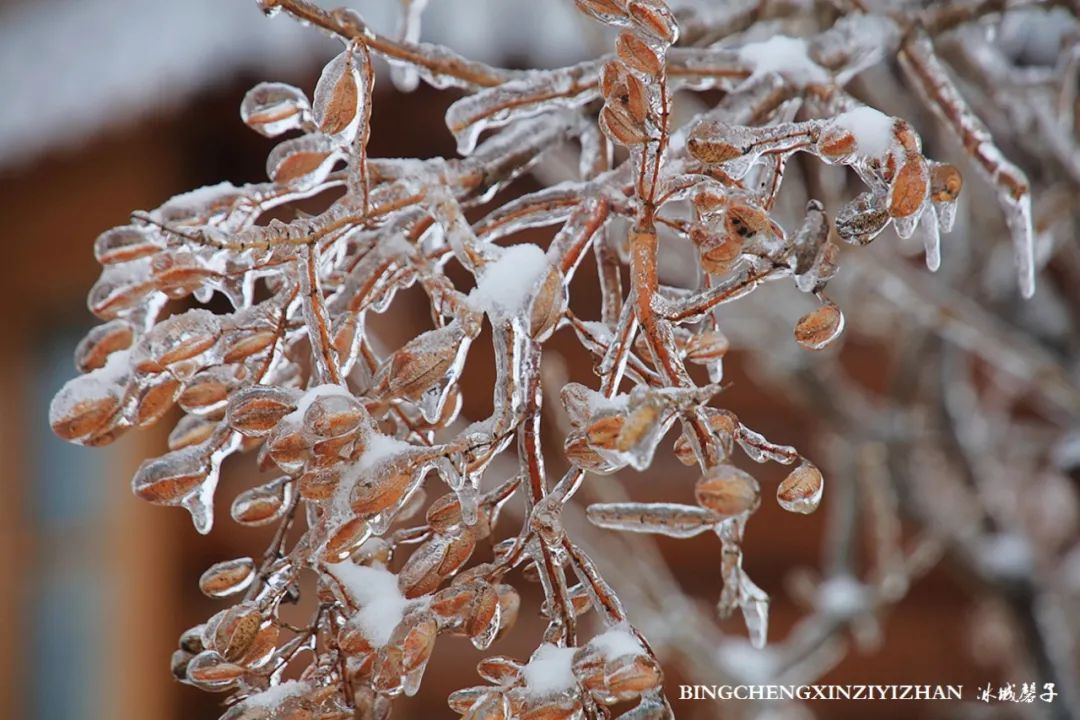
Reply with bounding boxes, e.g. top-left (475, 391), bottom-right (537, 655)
top-left (599, 104), bottom-right (650, 147)
top-left (459, 691), bottom-right (509, 720)
top-left (267, 138), bottom-right (337, 186)
top-left (372, 322), bottom-right (471, 403)
top-left (585, 413), bottom-right (626, 450)
top-left (600, 60), bottom-right (627, 101)
top-left (303, 391), bottom-right (366, 438)
top-left (627, 0), bottom-right (678, 45)
top-left (427, 493), bottom-right (465, 533)
top-left (180, 366), bottom-right (242, 416)
top-left (477, 656), bottom-right (524, 685)
top-left (621, 73), bottom-right (650, 126)
top-left (615, 31), bottom-right (662, 76)
top-left (494, 584), bottom-right (520, 640)
top-left (439, 531), bottom-right (478, 578)
top-left (690, 225), bottom-right (743, 275)
top-left (240, 81), bottom-right (311, 138)
top-left (299, 466), bottom-right (342, 502)
top-left (50, 374), bottom-right (124, 442)
top-left (687, 122), bottom-right (744, 164)
top-left (930, 162), bottom-right (963, 202)
top-left (615, 401), bottom-right (662, 453)
top-left (793, 302), bottom-right (844, 351)
top-left (835, 191), bottom-right (890, 245)
top-left (603, 654), bottom-right (663, 701)
top-left (212, 604), bottom-right (263, 662)
top-left (889, 154), bottom-right (929, 218)
top-left (75, 320), bottom-right (134, 373)
top-left (199, 557), bottom-right (257, 598)
top-left (694, 464), bottom-right (760, 516)
top-left (349, 458), bottom-right (415, 516)
top-left (398, 612), bottom-right (438, 673)
top-left (231, 476), bottom-right (292, 526)
top-left (225, 386), bottom-right (299, 436)
top-left (685, 330), bottom-right (729, 364)
top-left (398, 538), bottom-right (453, 598)
top-left (314, 47), bottom-right (361, 135)
top-left (529, 265), bottom-right (567, 341)
top-left (816, 125), bottom-right (857, 162)
top-left (575, 0), bottom-right (629, 23)
top-left (724, 203), bottom-right (774, 241)
top-left (565, 430), bottom-right (621, 473)
top-left (519, 698), bottom-right (584, 720)
top-left (88, 267), bottom-right (155, 320)
top-left (465, 582), bottom-right (502, 648)
top-left (371, 645), bottom-right (405, 693)
top-left (94, 225), bottom-right (163, 265)
top-left (322, 515), bottom-right (371, 562)
top-left (221, 329), bottom-right (278, 364)
top-left (777, 462), bottom-right (824, 514)
top-left (338, 618), bottom-right (375, 657)
top-left (186, 650), bottom-right (246, 687)
top-left (134, 374), bottom-right (182, 427)
top-left (266, 424), bottom-right (310, 471)
top-left (132, 448), bottom-right (209, 506)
